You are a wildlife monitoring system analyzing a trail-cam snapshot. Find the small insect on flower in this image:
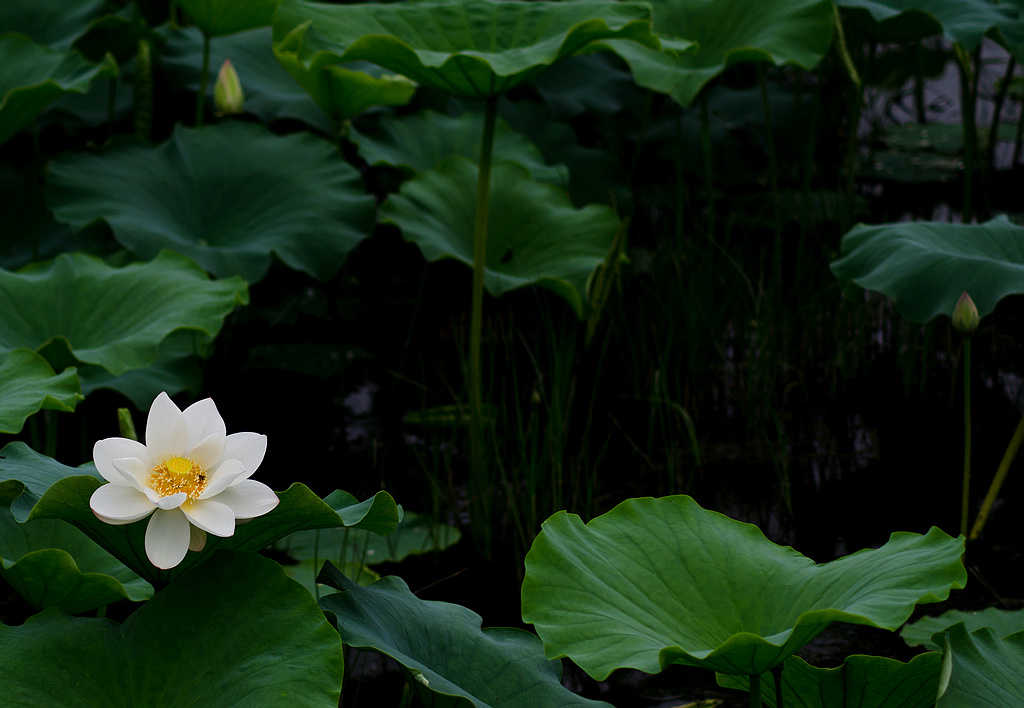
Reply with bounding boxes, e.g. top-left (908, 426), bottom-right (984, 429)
top-left (89, 392), bottom-right (278, 569)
